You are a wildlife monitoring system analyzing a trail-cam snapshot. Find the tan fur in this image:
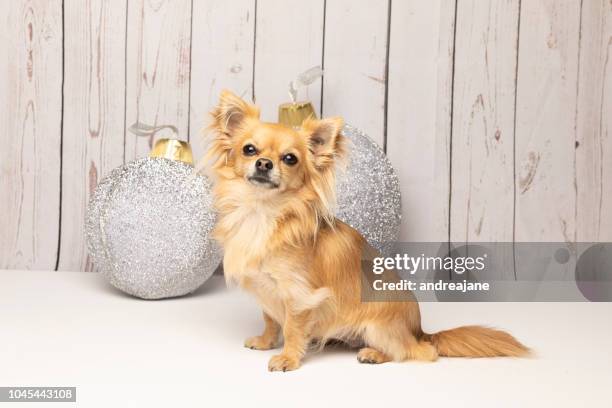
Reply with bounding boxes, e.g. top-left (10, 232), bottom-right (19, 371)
top-left (422, 325), bottom-right (530, 357)
top-left (202, 90), bottom-right (529, 371)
